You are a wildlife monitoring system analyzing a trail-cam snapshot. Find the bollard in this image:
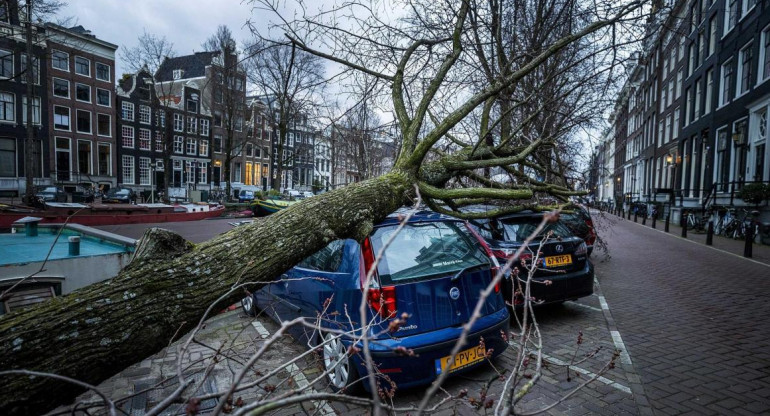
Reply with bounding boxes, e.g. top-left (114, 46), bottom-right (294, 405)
top-left (706, 220), bottom-right (714, 246)
top-left (744, 224), bottom-right (753, 258)
top-left (634, 212), bottom-right (638, 222)
top-left (642, 215), bottom-right (647, 225)
top-left (681, 214), bottom-right (687, 238)
top-left (665, 214), bottom-right (670, 232)
top-left (627, 209), bottom-right (631, 220)
top-left (652, 215), bottom-right (657, 229)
